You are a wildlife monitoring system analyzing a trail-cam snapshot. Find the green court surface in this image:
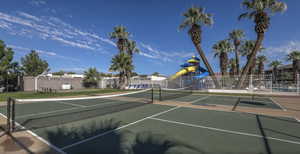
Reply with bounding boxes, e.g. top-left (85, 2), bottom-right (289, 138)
top-left (191, 95), bottom-right (282, 109)
top-left (1, 92), bottom-right (299, 154)
top-left (158, 92), bottom-right (282, 109)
